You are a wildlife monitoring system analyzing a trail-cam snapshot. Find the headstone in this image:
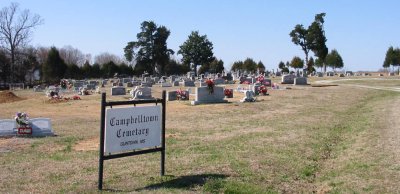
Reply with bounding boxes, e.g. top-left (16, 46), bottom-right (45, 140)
top-left (294, 77), bottom-right (308, 85)
top-left (345, 71), bottom-right (353, 76)
top-left (30, 118), bottom-right (54, 137)
top-left (172, 81), bottom-right (180, 86)
top-left (275, 72), bottom-right (282, 76)
top-left (73, 82), bottom-right (84, 88)
top-left (132, 81), bottom-right (141, 86)
top-left (389, 72), bottom-right (395, 76)
top-left (316, 72), bottom-right (323, 77)
top-left (281, 74), bottom-right (296, 84)
top-left (84, 84), bottom-right (96, 90)
top-left (181, 81), bottom-right (195, 87)
top-left (111, 86), bottom-right (126, 95)
top-left (214, 78), bottom-right (225, 85)
top-left (326, 72), bottom-right (334, 76)
top-left (161, 82), bottom-right (172, 87)
top-left (122, 78), bottom-right (132, 83)
top-left (263, 79), bottom-right (272, 86)
top-left (0, 119), bottom-right (16, 137)
top-left (166, 91), bottom-right (177, 101)
top-left (338, 73), bottom-right (345, 77)
top-left (141, 82), bottom-right (153, 87)
top-left (126, 82), bottom-right (133, 87)
top-left (240, 91), bottom-right (256, 102)
top-left (191, 86), bottom-right (228, 105)
top-left (131, 86), bottom-right (153, 100)
top-left (88, 80), bottom-right (98, 86)
top-left (251, 83), bottom-right (262, 95)
top-left (144, 77), bottom-right (152, 83)
top-left (152, 77), bottom-right (160, 83)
